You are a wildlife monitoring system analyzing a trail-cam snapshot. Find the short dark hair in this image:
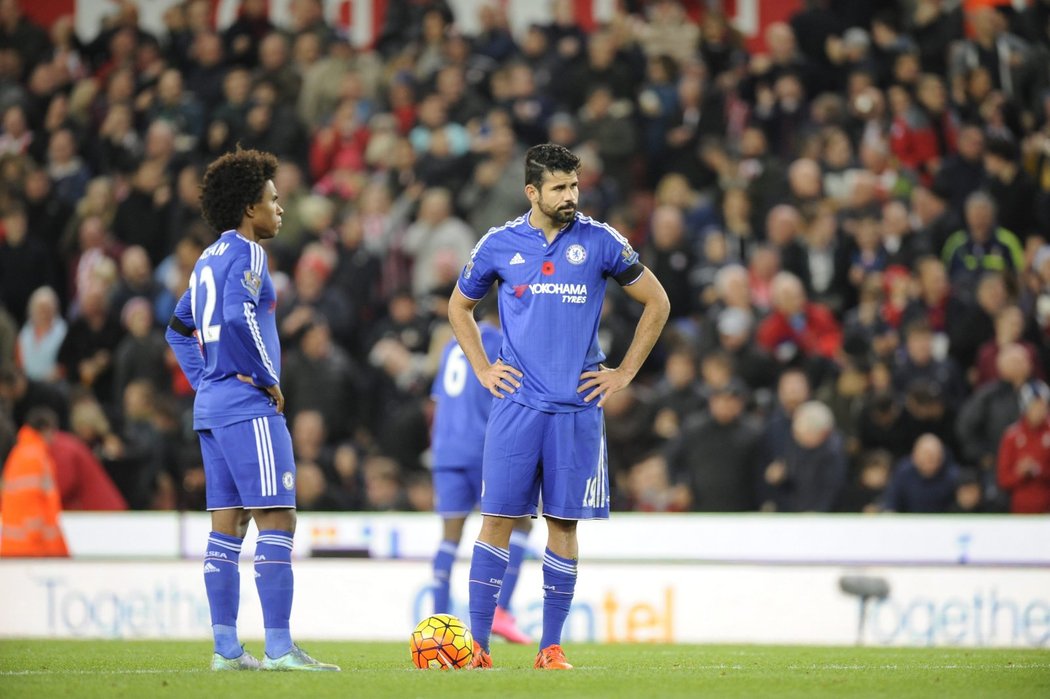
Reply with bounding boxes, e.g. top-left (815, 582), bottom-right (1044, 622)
top-left (200, 147), bottom-right (278, 233)
top-left (25, 407), bottom-right (58, 433)
top-left (525, 143), bottom-right (580, 189)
